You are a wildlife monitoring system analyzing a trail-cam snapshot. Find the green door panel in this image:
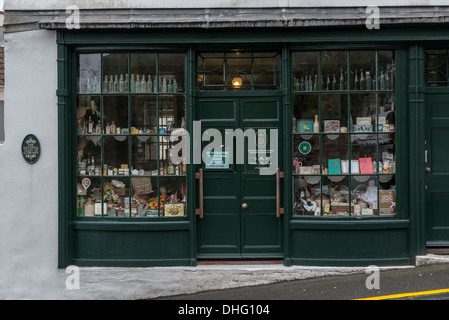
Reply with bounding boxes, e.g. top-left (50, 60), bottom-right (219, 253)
top-left (241, 99), bottom-right (280, 121)
top-left (198, 99), bottom-right (237, 122)
top-left (425, 93), bottom-right (449, 245)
